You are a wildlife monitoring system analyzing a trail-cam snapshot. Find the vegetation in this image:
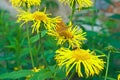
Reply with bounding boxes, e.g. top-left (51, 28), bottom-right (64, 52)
top-left (0, 0), bottom-right (120, 80)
